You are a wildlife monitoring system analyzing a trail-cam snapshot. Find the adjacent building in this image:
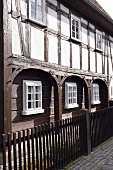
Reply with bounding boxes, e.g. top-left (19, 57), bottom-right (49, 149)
top-left (0, 0), bottom-right (113, 139)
